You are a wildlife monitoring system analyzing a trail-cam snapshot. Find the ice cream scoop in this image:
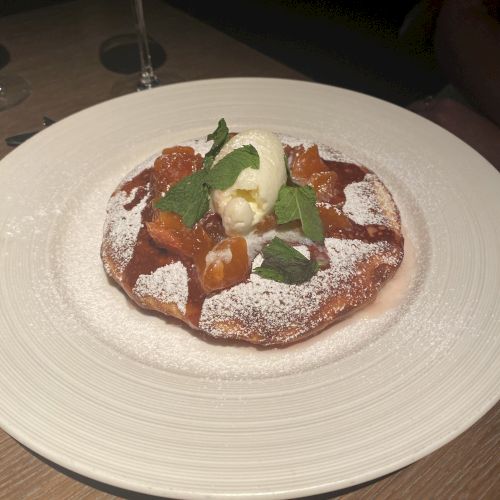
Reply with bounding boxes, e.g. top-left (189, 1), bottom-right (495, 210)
top-left (211, 129), bottom-right (286, 235)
